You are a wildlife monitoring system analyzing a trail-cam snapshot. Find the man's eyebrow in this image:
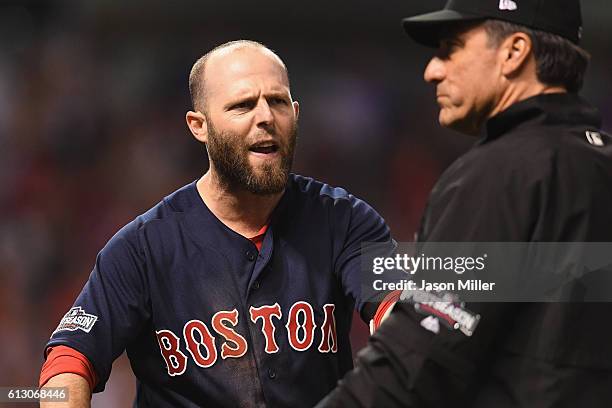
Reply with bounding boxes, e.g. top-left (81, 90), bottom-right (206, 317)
top-left (265, 91), bottom-right (290, 99)
top-left (222, 88), bottom-right (291, 109)
top-left (224, 95), bottom-right (257, 109)
top-left (440, 36), bottom-right (464, 46)
top-left (439, 21), bottom-right (475, 44)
